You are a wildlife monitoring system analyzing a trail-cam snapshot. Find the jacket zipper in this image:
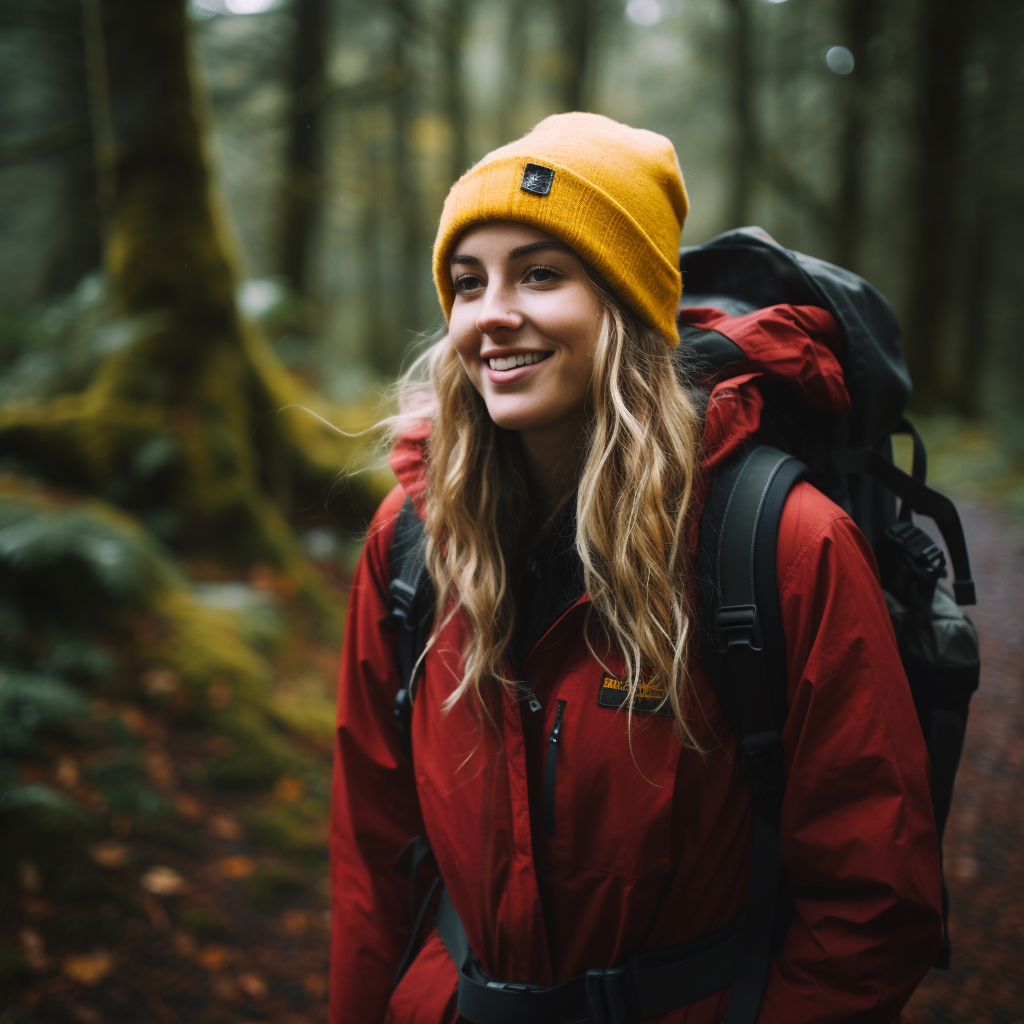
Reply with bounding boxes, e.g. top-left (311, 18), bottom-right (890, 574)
top-left (543, 699), bottom-right (567, 839)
